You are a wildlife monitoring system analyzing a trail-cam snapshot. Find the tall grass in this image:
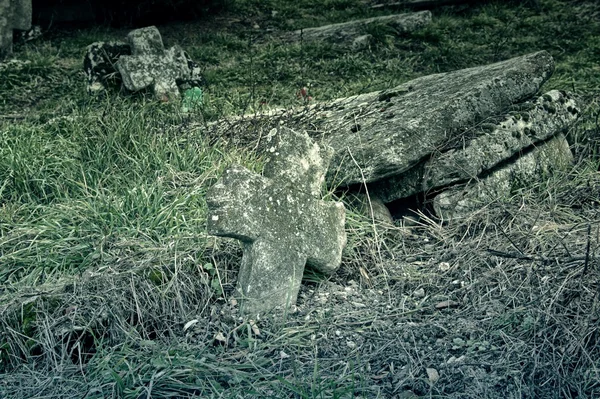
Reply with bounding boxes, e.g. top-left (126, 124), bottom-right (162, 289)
top-left (0, 98), bottom-right (259, 286)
